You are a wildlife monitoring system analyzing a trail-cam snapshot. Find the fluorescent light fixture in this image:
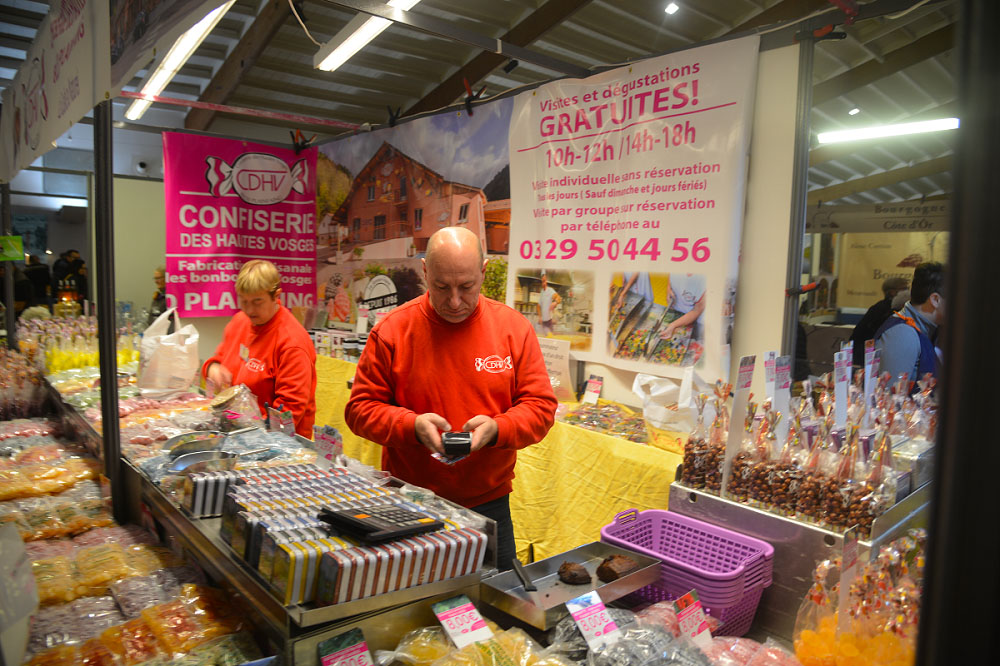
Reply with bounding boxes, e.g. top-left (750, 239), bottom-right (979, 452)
top-left (817, 117), bottom-right (960, 144)
top-left (665, 3), bottom-right (680, 14)
top-left (315, 0), bottom-right (422, 72)
top-left (848, 107), bottom-right (860, 116)
top-left (125, 1), bottom-right (236, 120)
